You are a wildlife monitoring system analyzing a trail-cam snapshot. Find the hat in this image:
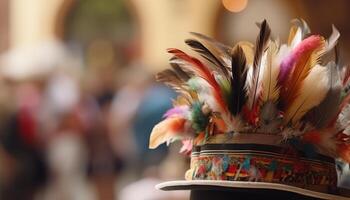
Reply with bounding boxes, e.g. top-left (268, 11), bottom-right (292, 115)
top-left (149, 19), bottom-right (350, 200)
